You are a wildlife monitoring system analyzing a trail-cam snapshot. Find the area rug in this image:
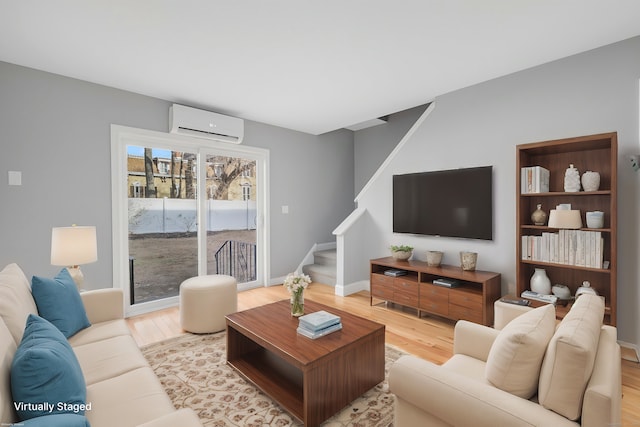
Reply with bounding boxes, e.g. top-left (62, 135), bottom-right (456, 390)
top-left (142, 331), bottom-right (404, 426)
